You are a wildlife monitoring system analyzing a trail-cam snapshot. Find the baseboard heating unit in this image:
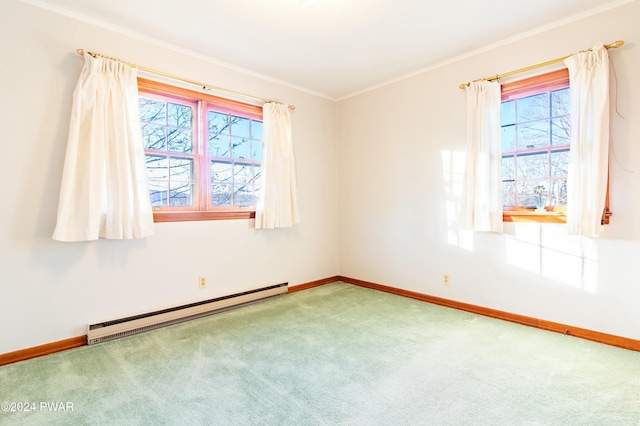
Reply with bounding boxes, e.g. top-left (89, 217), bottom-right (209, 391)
top-left (87, 283), bottom-right (288, 345)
